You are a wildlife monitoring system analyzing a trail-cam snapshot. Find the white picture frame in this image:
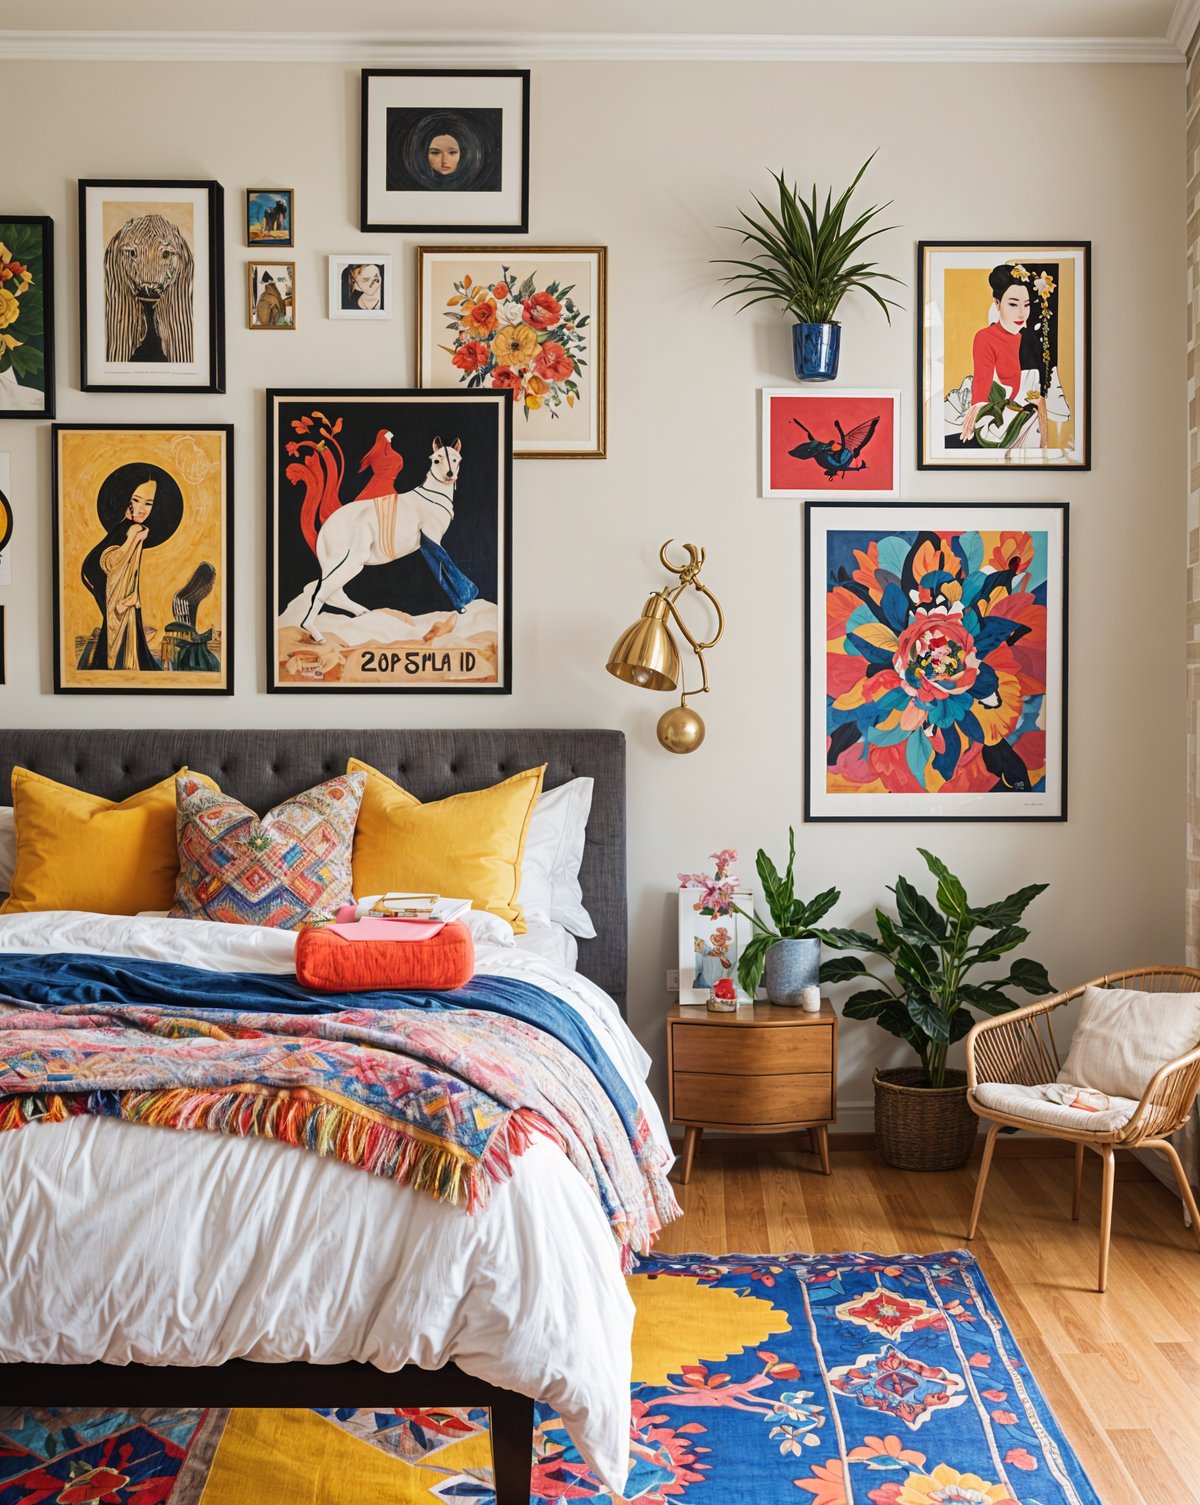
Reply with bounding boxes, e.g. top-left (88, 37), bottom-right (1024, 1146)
top-left (329, 253), bottom-right (393, 320)
top-left (761, 388), bottom-right (900, 499)
top-left (677, 887), bottom-right (754, 1007)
